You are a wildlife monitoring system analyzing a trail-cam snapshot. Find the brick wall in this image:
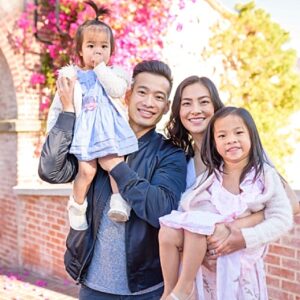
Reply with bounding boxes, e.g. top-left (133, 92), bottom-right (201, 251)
top-left (266, 213), bottom-right (300, 299)
top-left (9, 191), bottom-right (300, 298)
top-left (17, 194), bottom-right (70, 279)
top-left (0, 5), bottom-right (42, 271)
